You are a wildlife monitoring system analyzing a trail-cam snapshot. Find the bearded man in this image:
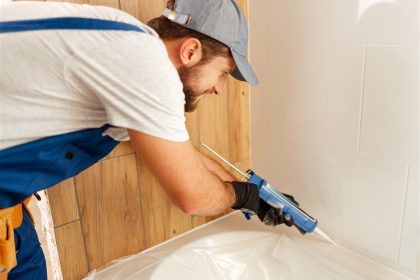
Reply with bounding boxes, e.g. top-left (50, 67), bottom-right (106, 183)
top-left (0, 1), bottom-right (293, 279)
